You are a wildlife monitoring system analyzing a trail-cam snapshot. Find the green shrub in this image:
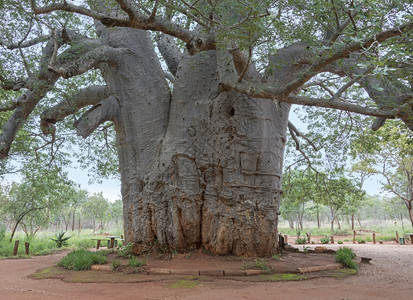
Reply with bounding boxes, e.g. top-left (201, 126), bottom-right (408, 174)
top-left (295, 237), bottom-right (307, 244)
top-left (128, 257), bottom-right (146, 267)
top-left (58, 249), bottom-right (108, 270)
top-left (320, 236), bottom-right (330, 244)
top-left (335, 247), bottom-right (358, 270)
top-left (51, 231), bottom-right (71, 248)
top-left (337, 240), bottom-right (343, 244)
